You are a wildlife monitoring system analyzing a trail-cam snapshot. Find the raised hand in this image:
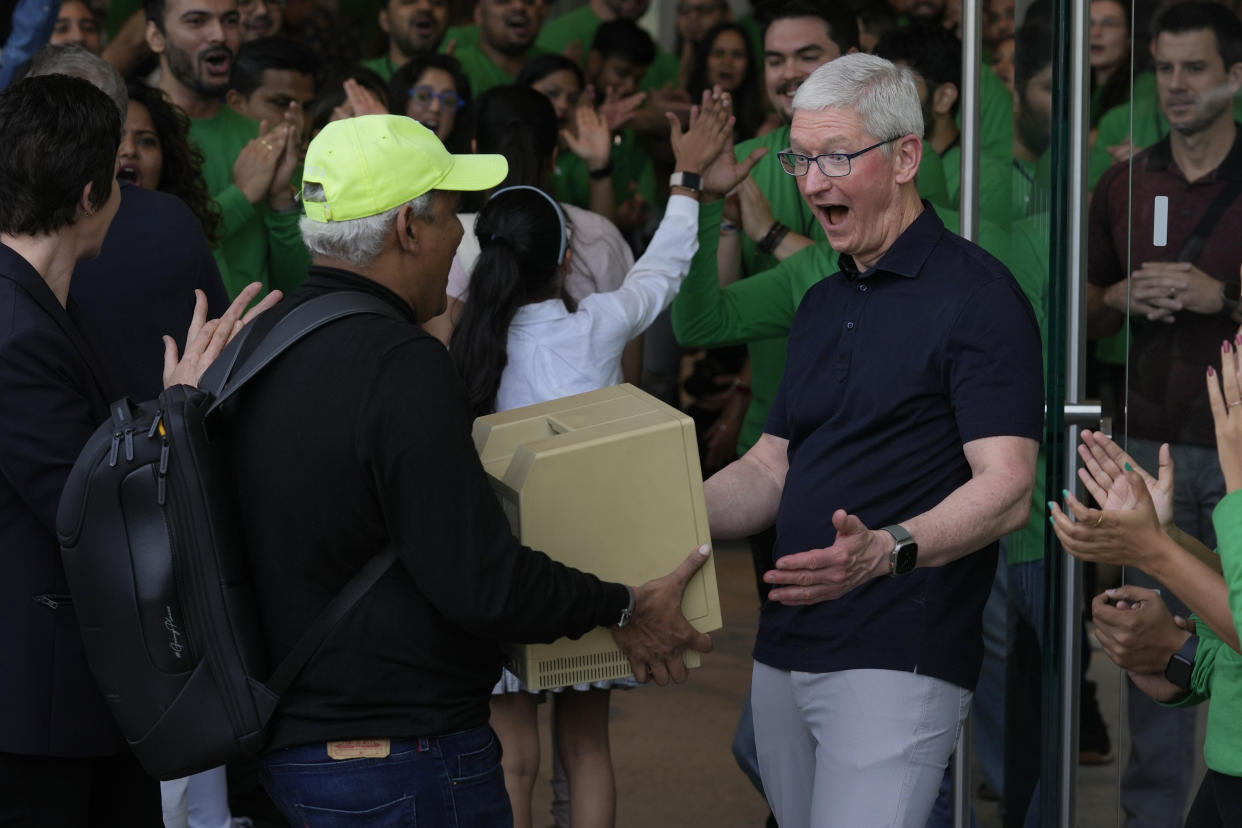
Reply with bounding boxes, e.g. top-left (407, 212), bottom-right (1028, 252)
top-left (1206, 329), bottom-right (1242, 494)
top-left (163, 283), bottom-right (283, 389)
top-left (562, 100), bottom-right (612, 174)
top-left (1076, 429), bottom-right (1174, 529)
top-left (232, 120), bottom-right (282, 205)
top-left (596, 84), bottom-right (646, 132)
